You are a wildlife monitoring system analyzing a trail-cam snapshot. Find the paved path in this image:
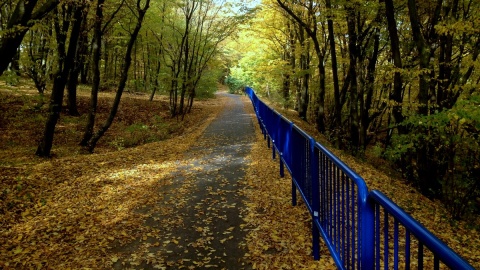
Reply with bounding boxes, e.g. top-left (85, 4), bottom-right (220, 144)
top-left (114, 93), bottom-right (255, 269)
